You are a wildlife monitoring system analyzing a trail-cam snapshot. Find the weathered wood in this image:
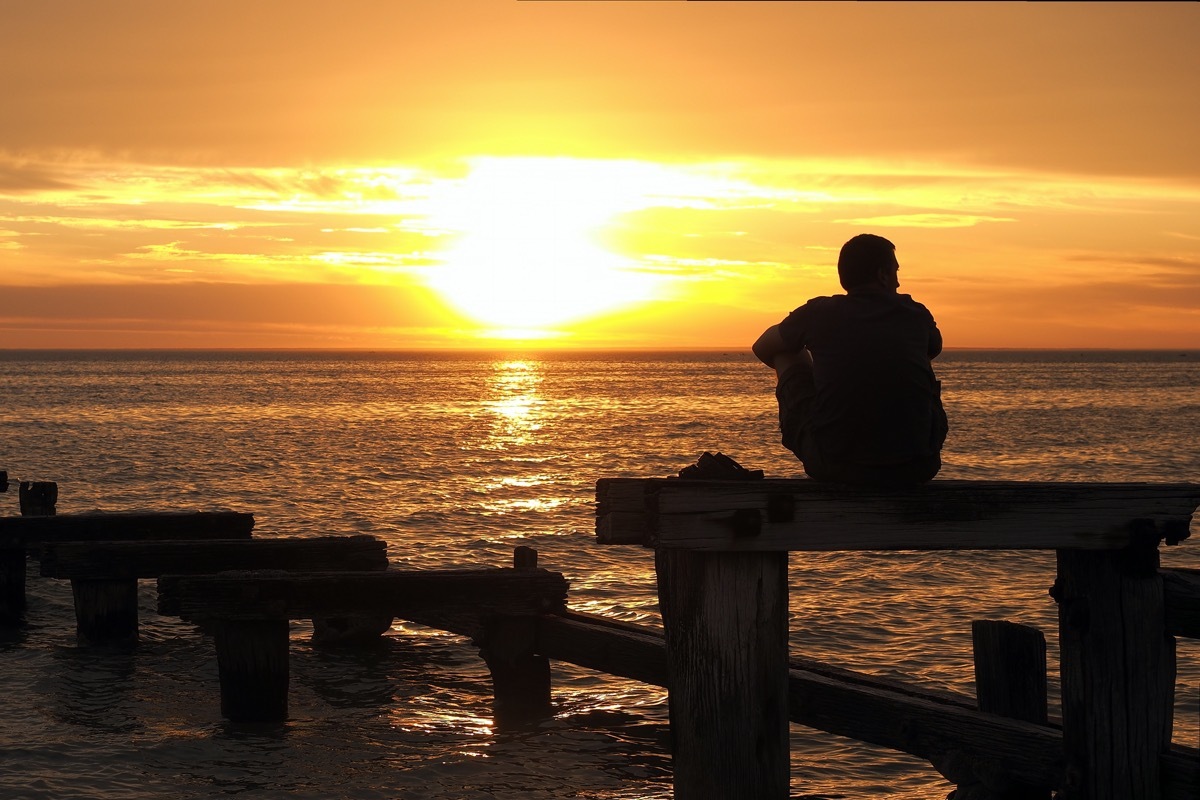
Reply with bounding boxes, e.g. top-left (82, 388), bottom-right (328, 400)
top-left (0, 544), bottom-right (26, 625)
top-left (478, 614), bottom-right (552, 727)
top-left (1055, 546), bottom-right (1175, 800)
top-left (166, 568), bottom-right (567, 723)
top-left (596, 478), bottom-right (1200, 551)
top-left (537, 609), bottom-right (981, 709)
top-left (71, 578), bottom-right (139, 646)
top-left (513, 545), bottom-right (538, 569)
top-left (214, 619), bottom-right (290, 722)
top-left (655, 548), bottom-right (789, 800)
top-left (536, 611), bottom-right (668, 687)
top-left (1162, 567), bottom-right (1200, 639)
top-left (19, 481), bottom-right (57, 516)
top-left (40, 535), bottom-right (387, 580)
top-left (790, 664), bottom-right (1065, 792)
top-left (595, 478), bottom-right (652, 544)
top-left (946, 620), bottom-right (1049, 799)
top-left (534, 611), bottom-right (1064, 792)
top-left (39, 537), bottom-right (385, 645)
top-left (0, 511), bottom-right (254, 551)
top-left (158, 568), bottom-right (569, 624)
top-left (972, 620), bottom-right (1048, 724)
top-left (1163, 745), bottom-right (1200, 800)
